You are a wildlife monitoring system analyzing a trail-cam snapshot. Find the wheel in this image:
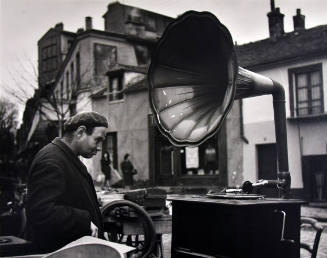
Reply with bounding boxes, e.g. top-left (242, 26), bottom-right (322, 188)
top-left (100, 200), bottom-right (156, 258)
